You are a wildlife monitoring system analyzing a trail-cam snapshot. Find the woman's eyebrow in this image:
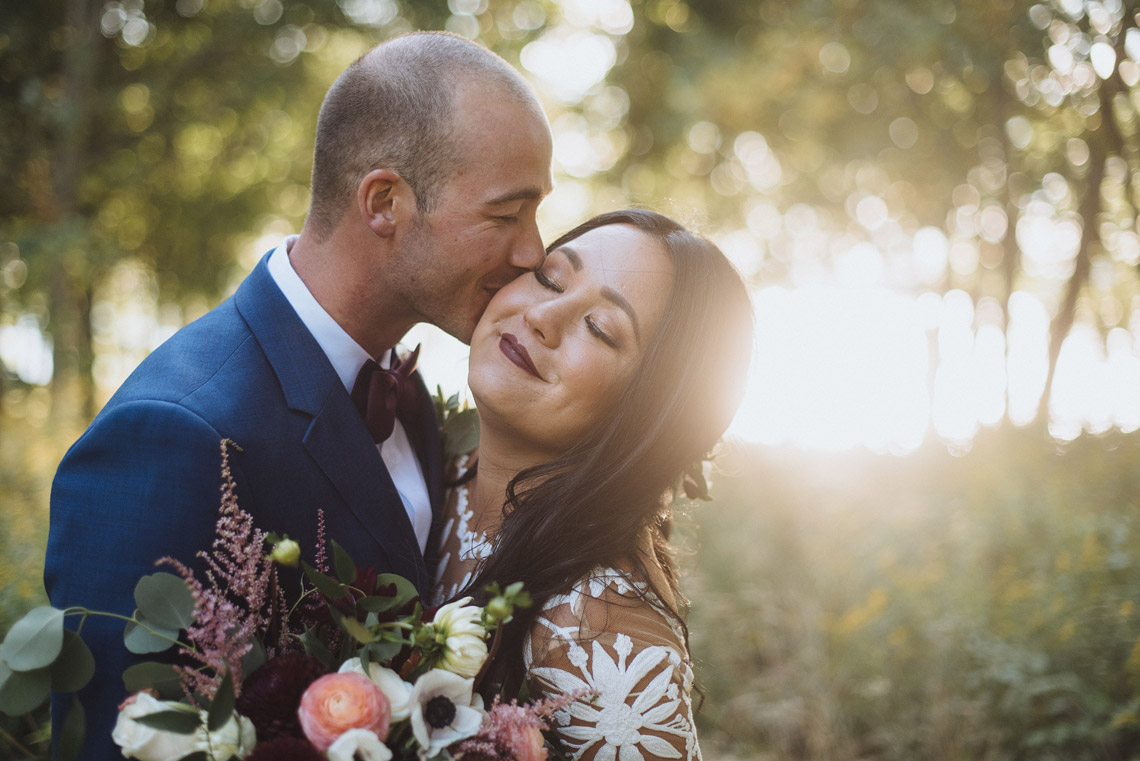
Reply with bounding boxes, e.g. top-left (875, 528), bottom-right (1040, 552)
top-left (602, 286), bottom-right (641, 343)
top-left (554, 245), bottom-right (584, 270)
top-left (552, 246), bottom-right (641, 342)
